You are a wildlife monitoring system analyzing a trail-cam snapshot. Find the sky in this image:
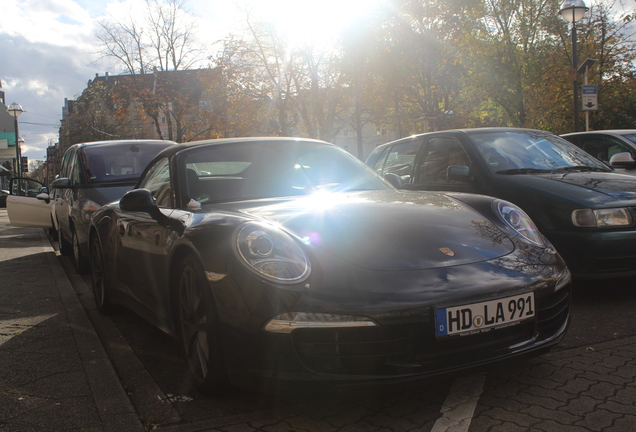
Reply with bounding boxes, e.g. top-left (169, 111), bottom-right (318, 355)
top-left (0, 0), bottom-right (388, 162)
